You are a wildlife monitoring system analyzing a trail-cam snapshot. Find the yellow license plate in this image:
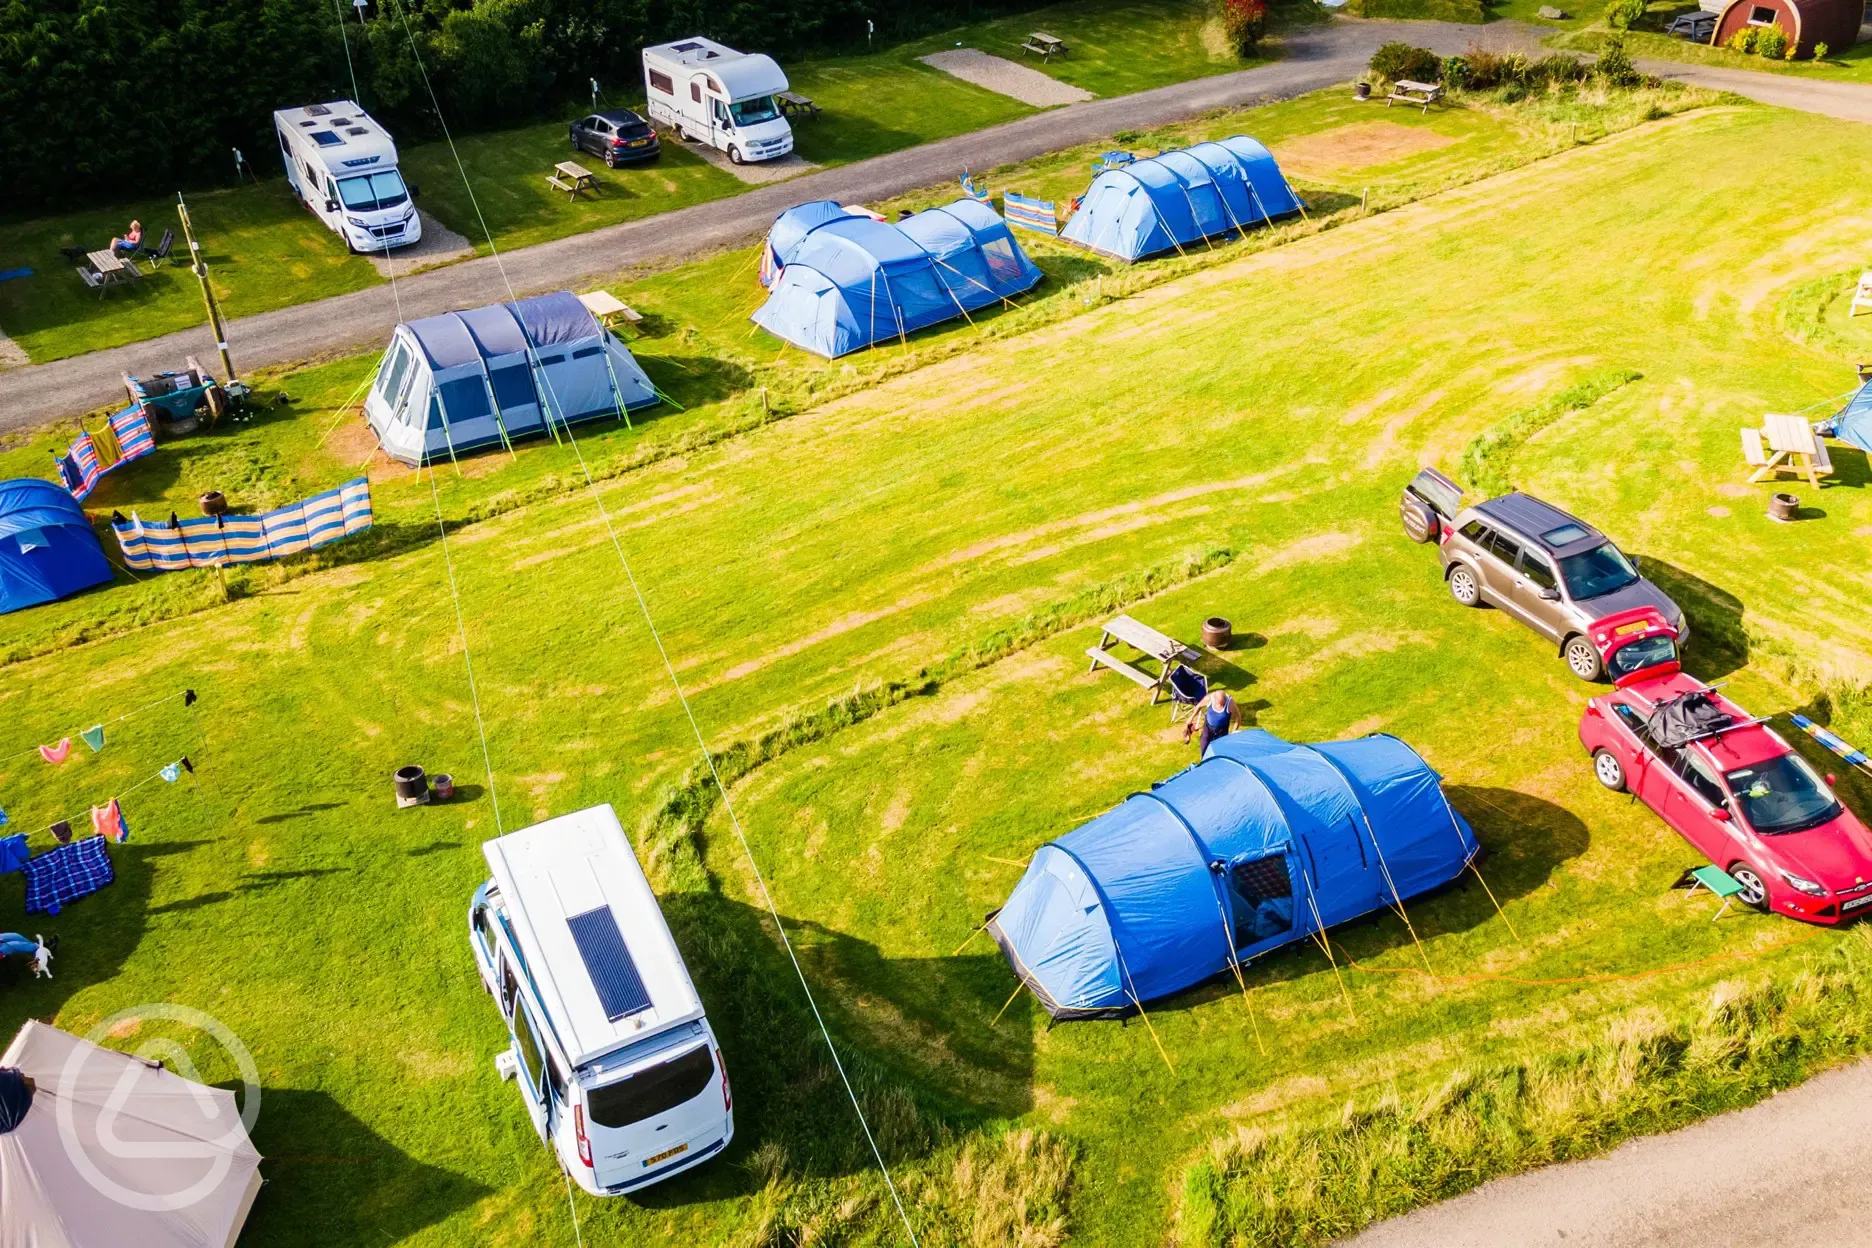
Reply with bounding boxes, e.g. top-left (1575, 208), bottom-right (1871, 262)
top-left (643, 1142), bottom-right (689, 1168)
top-left (1615, 621), bottom-right (1650, 636)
